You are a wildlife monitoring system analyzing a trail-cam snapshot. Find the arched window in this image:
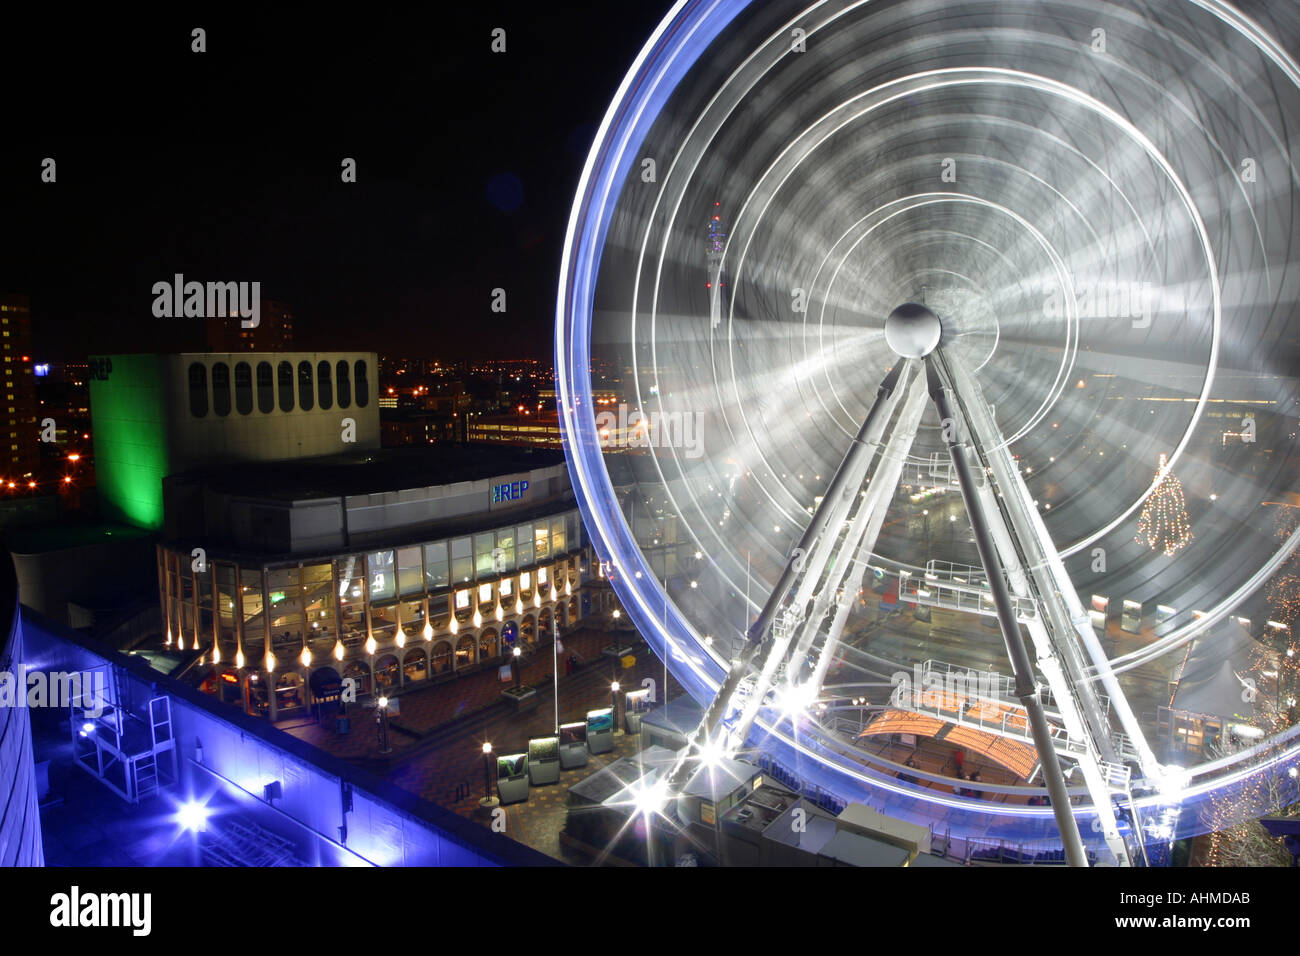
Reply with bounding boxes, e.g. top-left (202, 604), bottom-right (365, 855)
top-left (317, 361), bottom-right (333, 410)
top-left (277, 361), bottom-right (294, 412)
top-left (374, 655), bottom-right (399, 693)
top-left (403, 648), bottom-right (428, 683)
top-left (188, 362), bottom-right (208, 418)
top-left (354, 360), bottom-right (369, 407)
top-left (298, 361), bottom-right (314, 411)
top-left (212, 362), bottom-right (231, 417)
top-left (336, 360), bottom-right (351, 408)
top-left (455, 635), bottom-right (476, 669)
top-left (342, 661), bottom-right (370, 697)
top-left (275, 672), bottom-right (304, 711)
top-left (234, 361), bottom-right (253, 415)
top-left (256, 361), bottom-right (274, 413)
